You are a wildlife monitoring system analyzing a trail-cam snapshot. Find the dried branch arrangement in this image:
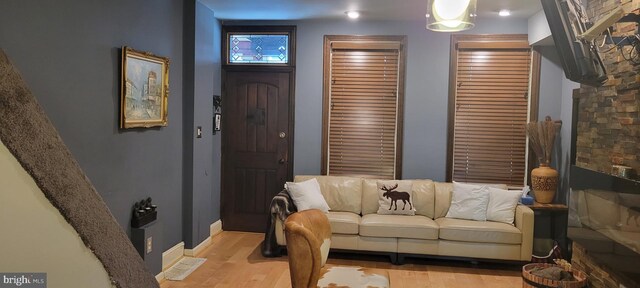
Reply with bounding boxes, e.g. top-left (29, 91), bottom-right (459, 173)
top-left (526, 116), bottom-right (561, 165)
